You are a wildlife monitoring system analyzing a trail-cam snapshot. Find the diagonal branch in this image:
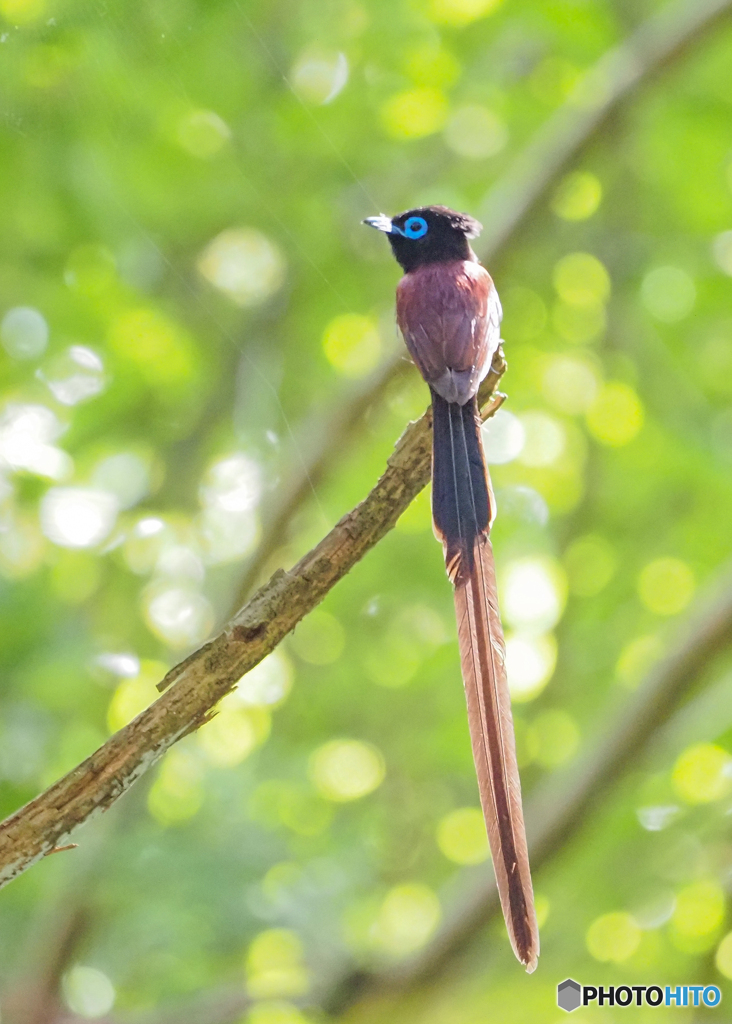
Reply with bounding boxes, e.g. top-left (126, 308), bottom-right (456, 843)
top-left (230, 354), bottom-right (413, 609)
top-left (475, 0), bottom-right (732, 258)
top-left (0, 356), bottom-right (505, 890)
